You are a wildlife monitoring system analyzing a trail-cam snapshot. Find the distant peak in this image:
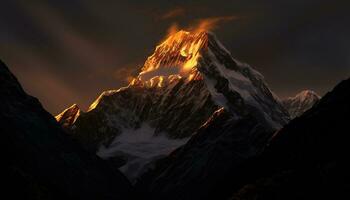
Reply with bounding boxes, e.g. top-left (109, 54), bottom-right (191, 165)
top-left (283, 90), bottom-right (321, 118)
top-left (284, 90), bottom-right (321, 107)
top-left (296, 90), bottom-right (321, 100)
top-left (55, 104), bottom-right (81, 127)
